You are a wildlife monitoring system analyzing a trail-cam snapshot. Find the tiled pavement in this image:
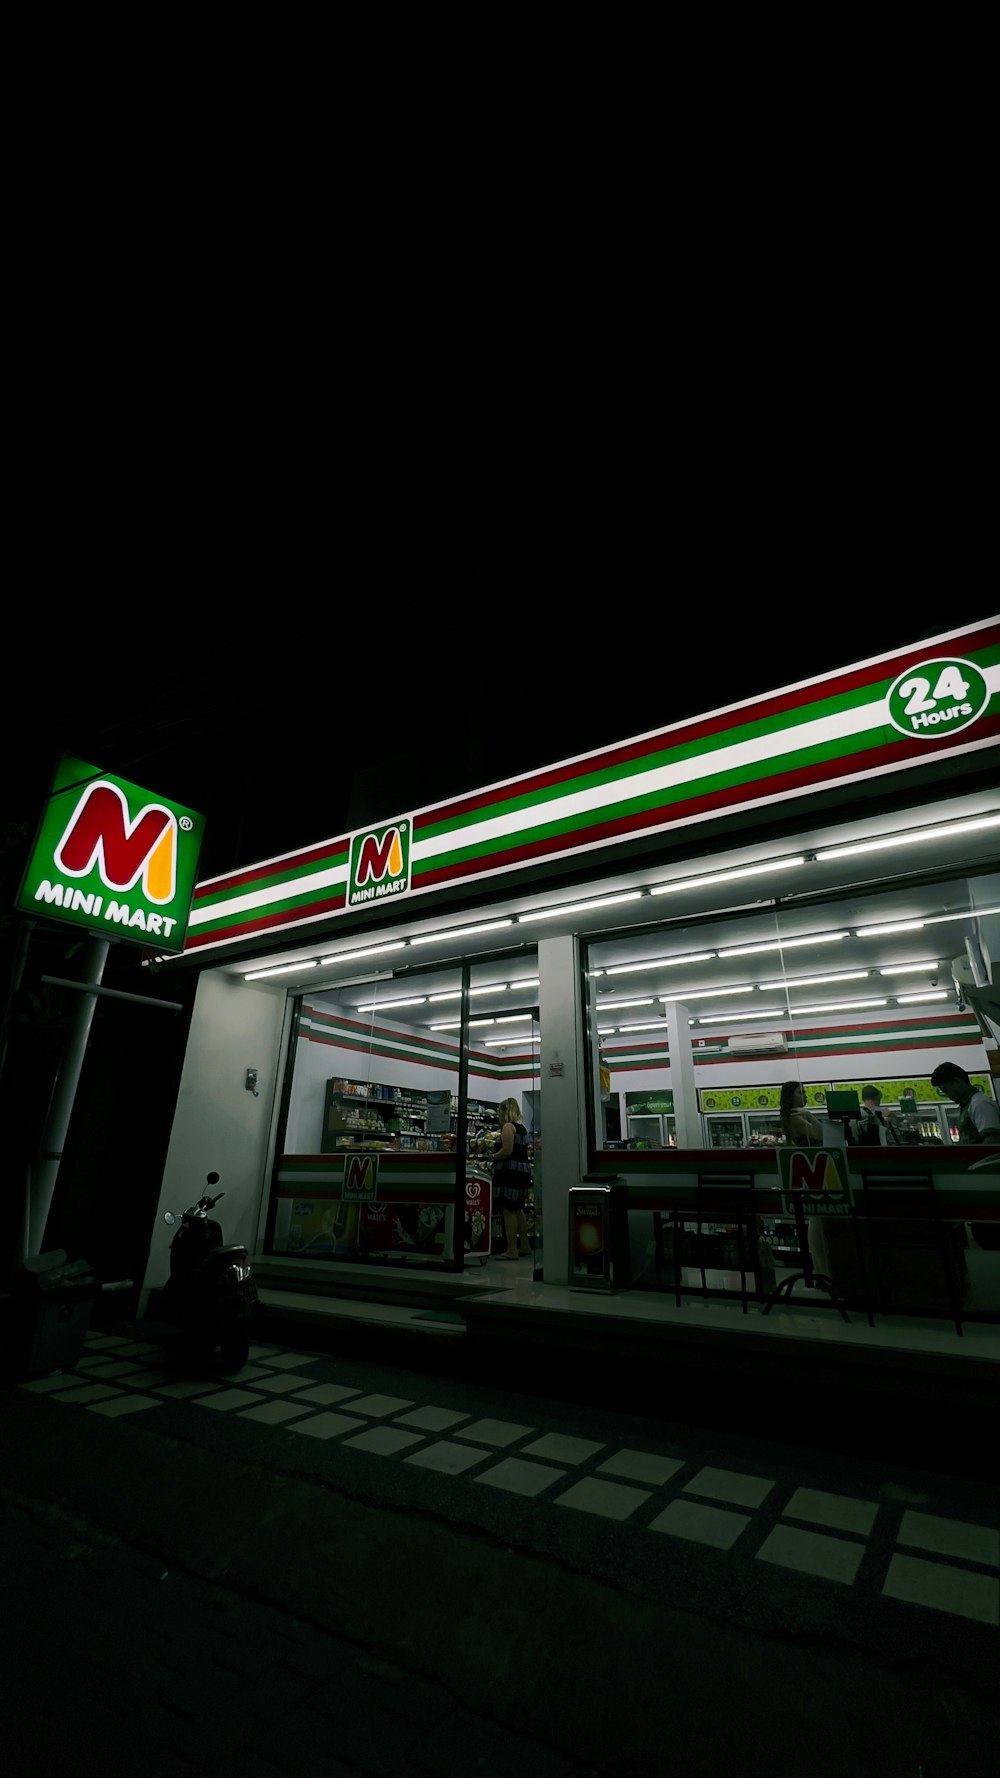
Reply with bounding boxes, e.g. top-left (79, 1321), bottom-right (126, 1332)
top-left (22, 1330), bottom-right (1000, 1633)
